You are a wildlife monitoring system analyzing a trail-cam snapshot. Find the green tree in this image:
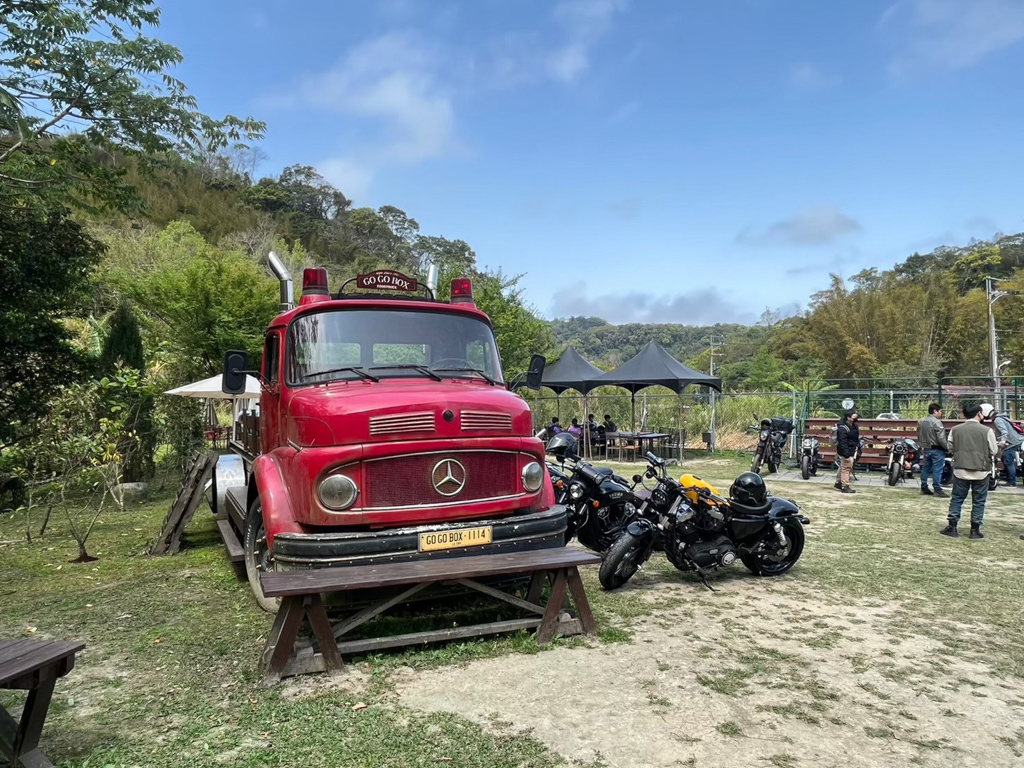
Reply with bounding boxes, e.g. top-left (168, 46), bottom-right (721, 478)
top-left (0, 204), bottom-right (103, 451)
top-left (99, 302), bottom-right (145, 373)
top-left (0, 0), bottom-right (264, 210)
